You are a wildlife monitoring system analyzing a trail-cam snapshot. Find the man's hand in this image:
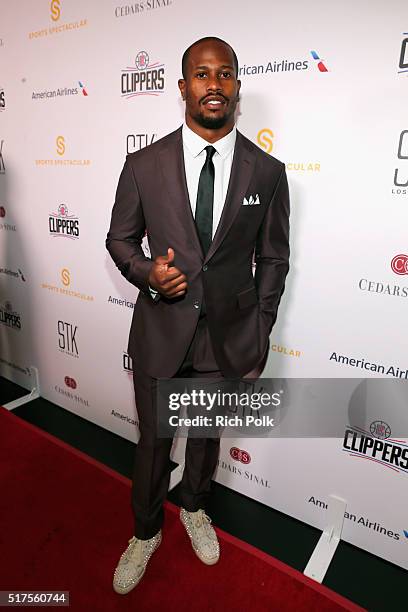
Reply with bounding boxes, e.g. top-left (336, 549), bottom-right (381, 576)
top-left (148, 248), bottom-right (187, 298)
